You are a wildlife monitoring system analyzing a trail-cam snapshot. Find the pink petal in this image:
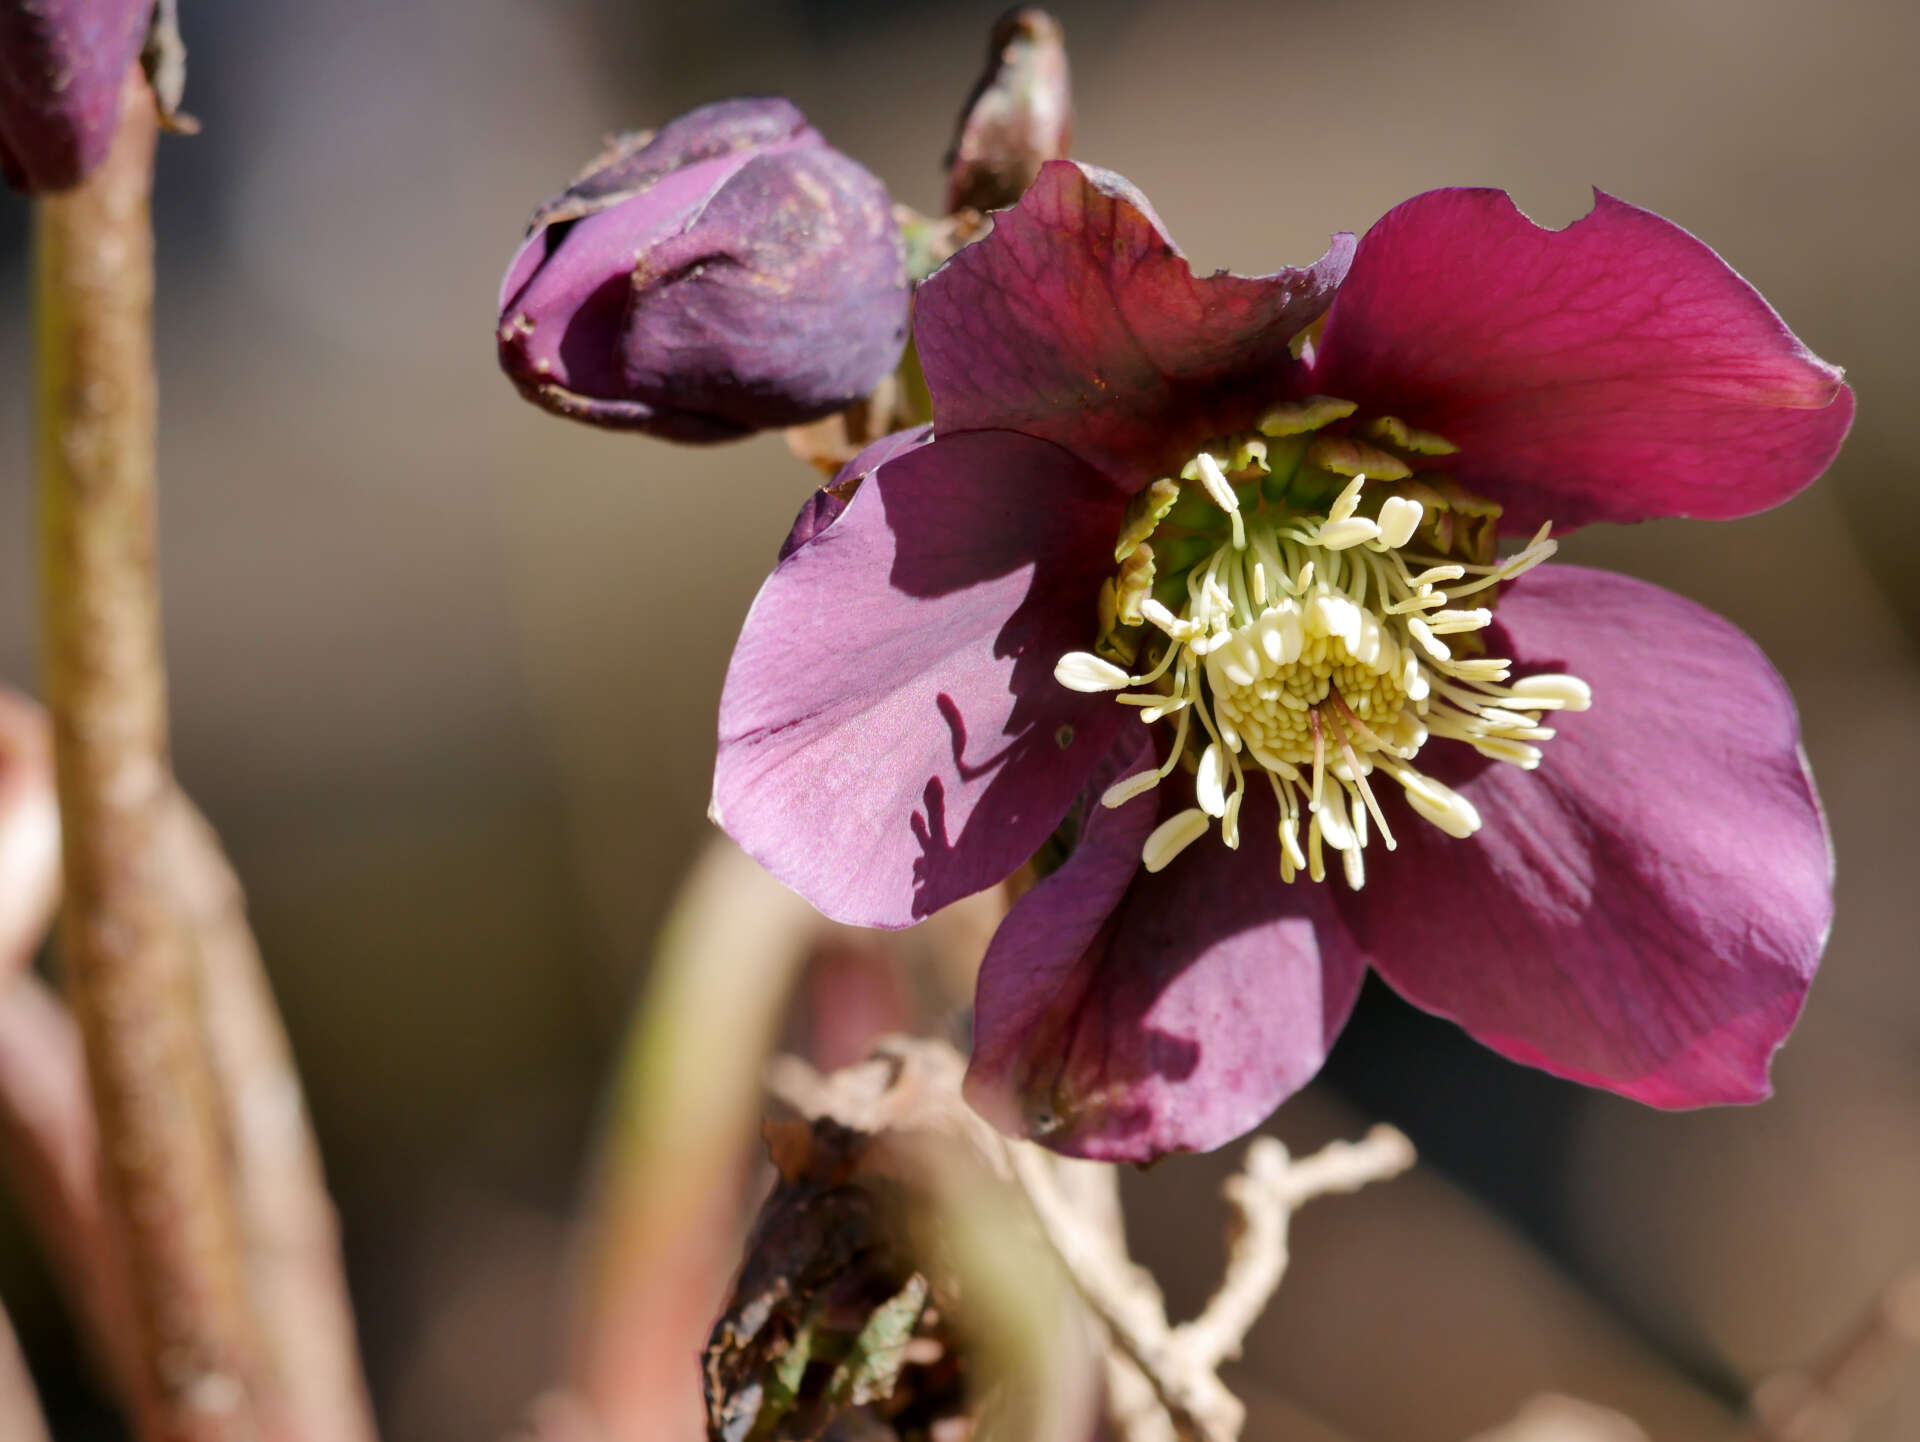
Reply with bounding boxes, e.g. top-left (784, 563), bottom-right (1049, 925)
top-left (778, 424), bottom-right (933, 561)
top-left (917, 160), bottom-right (1354, 491)
top-left (713, 430), bottom-right (1128, 928)
top-left (967, 771), bottom-right (1366, 1161)
top-left (1311, 189), bottom-right (1853, 531)
top-left (1340, 565), bottom-right (1830, 1105)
